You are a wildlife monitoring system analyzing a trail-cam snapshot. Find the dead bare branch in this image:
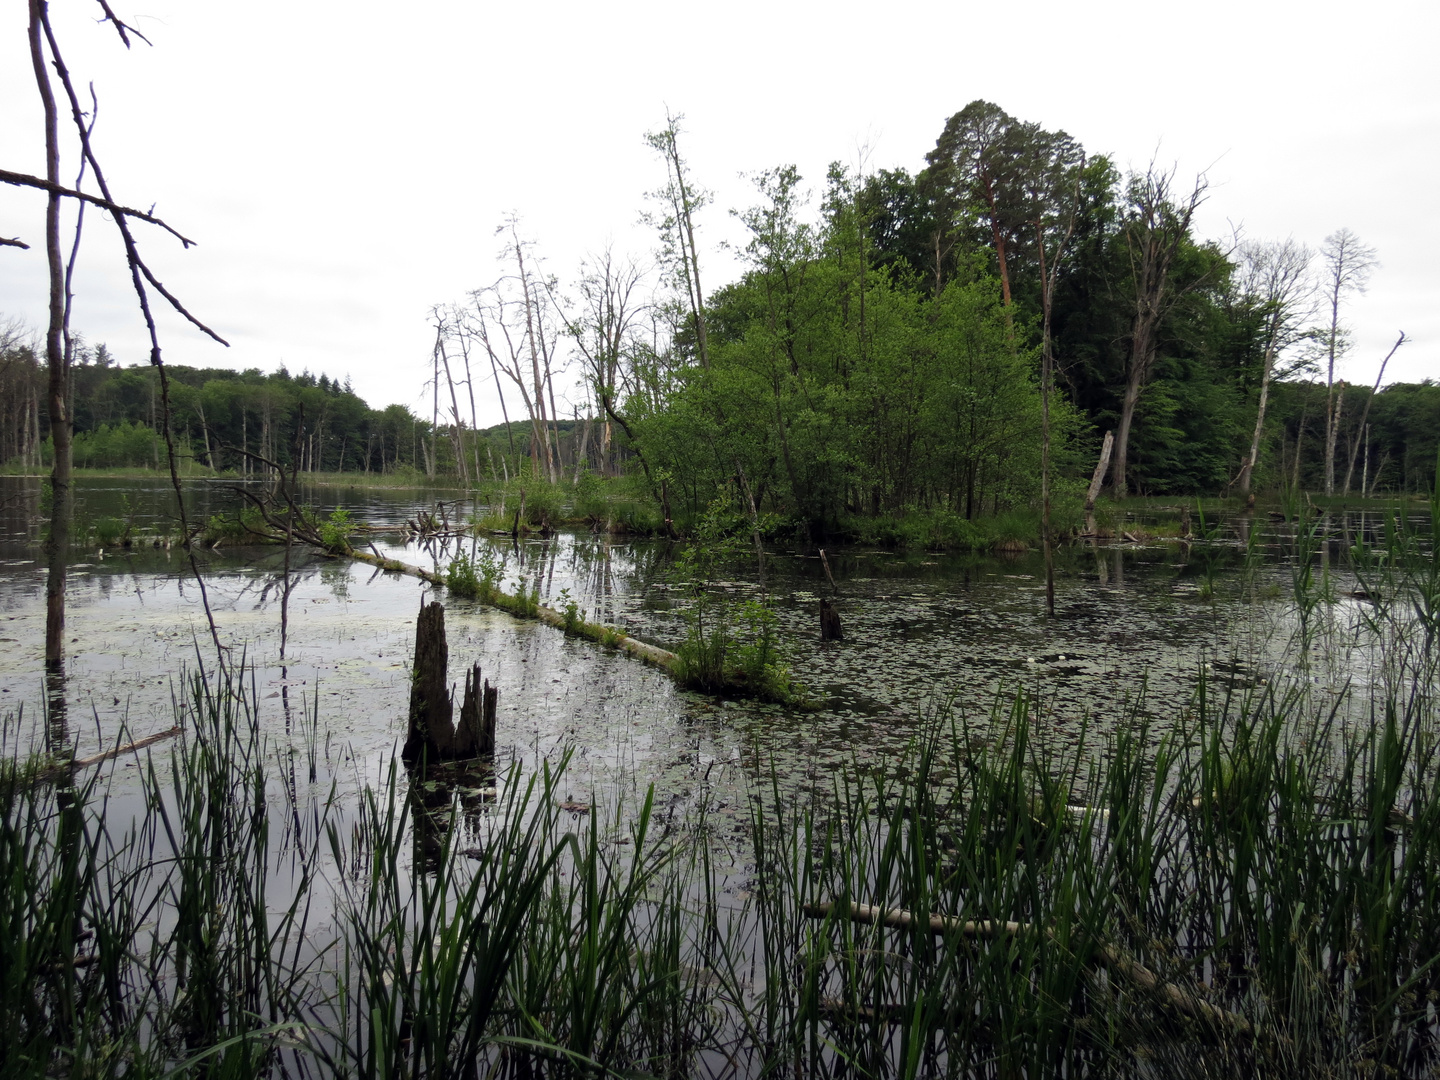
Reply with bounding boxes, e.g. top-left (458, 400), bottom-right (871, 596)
top-left (0, 167), bottom-right (197, 247)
